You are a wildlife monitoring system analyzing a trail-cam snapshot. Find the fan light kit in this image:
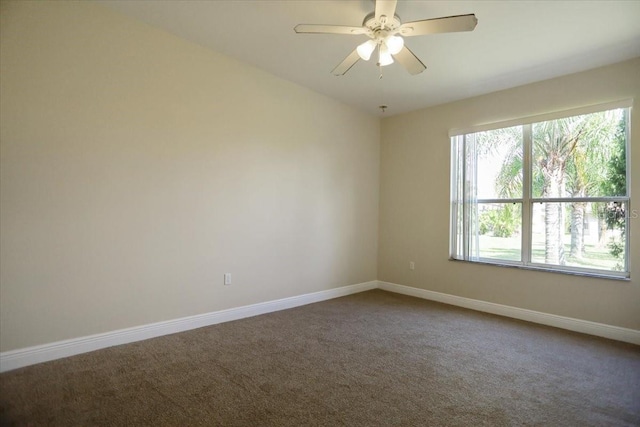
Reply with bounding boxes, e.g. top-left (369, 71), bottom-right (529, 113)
top-left (294, 0), bottom-right (478, 76)
top-left (355, 12), bottom-right (405, 66)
